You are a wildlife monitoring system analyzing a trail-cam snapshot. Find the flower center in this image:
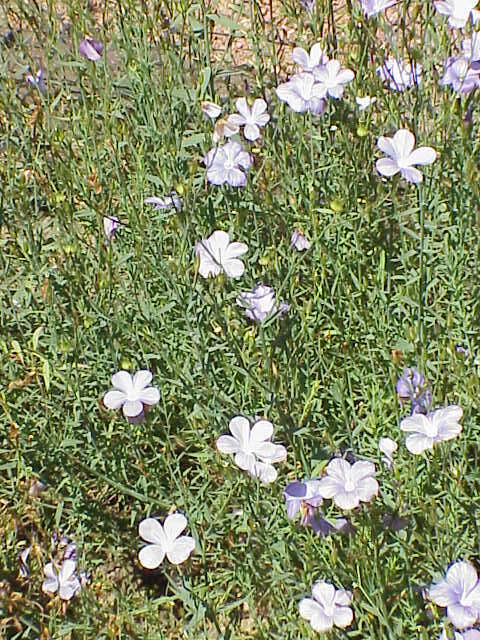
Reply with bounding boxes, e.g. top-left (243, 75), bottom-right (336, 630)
top-left (344, 479), bottom-right (355, 492)
top-left (224, 159), bottom-right (235, 170)
top-left (424, 419), bottom-right (438, 439)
